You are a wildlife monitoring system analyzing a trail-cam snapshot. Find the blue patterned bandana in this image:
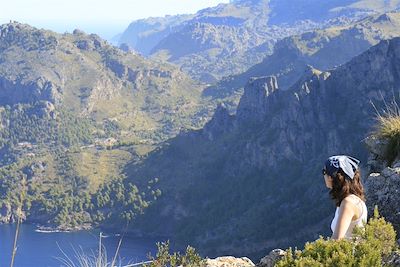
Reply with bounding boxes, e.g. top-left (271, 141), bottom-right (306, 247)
top-left (324, 155), bottom-right (360, 179)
